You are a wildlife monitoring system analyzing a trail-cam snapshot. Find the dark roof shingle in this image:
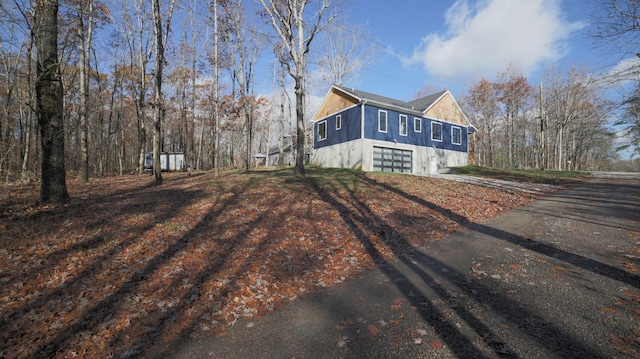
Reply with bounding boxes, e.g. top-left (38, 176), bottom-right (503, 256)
top-left (406, 90), bottom-right (447, 112)
top-left (333, 85), bottom-right (447, 114)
